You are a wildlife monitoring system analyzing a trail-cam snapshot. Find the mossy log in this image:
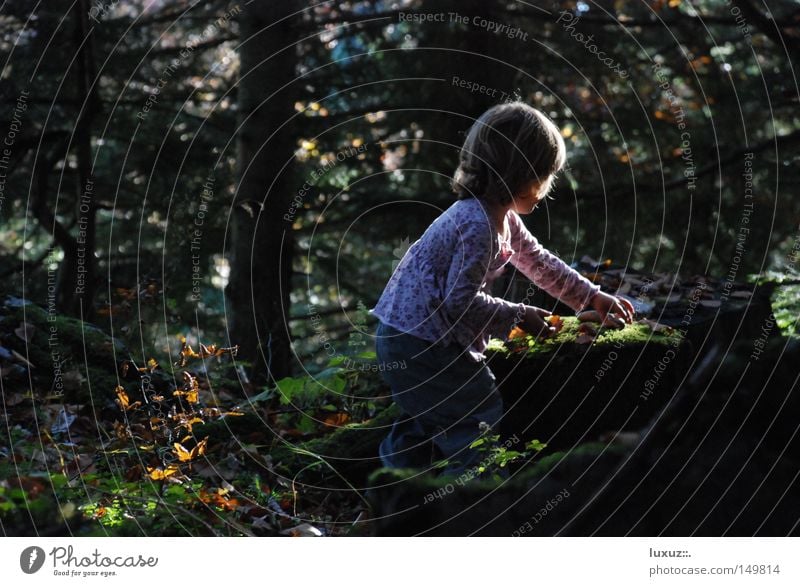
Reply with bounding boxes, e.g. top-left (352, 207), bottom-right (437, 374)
top-left (558, 335), bottom-right (800, 536)
top-left (367, 442), bottom-right (630, 536)
top-left (487, 317), bottom-right (690, 450)
top-left (0, 300), bottom-right (130, 402)
top-left (368, 336), bottom-right (800, 535)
